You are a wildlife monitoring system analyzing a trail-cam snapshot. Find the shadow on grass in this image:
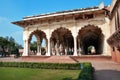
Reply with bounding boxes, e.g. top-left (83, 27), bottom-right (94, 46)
top-left (94, 70), bottom-right (120, 80)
